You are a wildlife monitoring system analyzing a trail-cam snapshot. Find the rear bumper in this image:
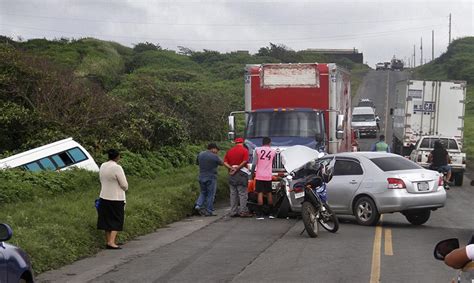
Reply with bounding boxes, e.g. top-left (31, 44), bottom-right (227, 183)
top-left (418, 162), bottom-right (466, 173)
top-left (374, 187), bottom-right (447, 214)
